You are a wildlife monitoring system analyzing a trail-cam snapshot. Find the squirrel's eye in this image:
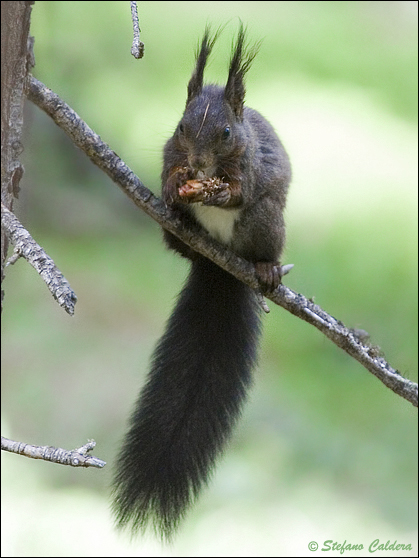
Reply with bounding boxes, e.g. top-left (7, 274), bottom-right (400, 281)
top-left (222, 126), bottom-right (230, 140)
top-left (179, 123), bottom-right (184, 134)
